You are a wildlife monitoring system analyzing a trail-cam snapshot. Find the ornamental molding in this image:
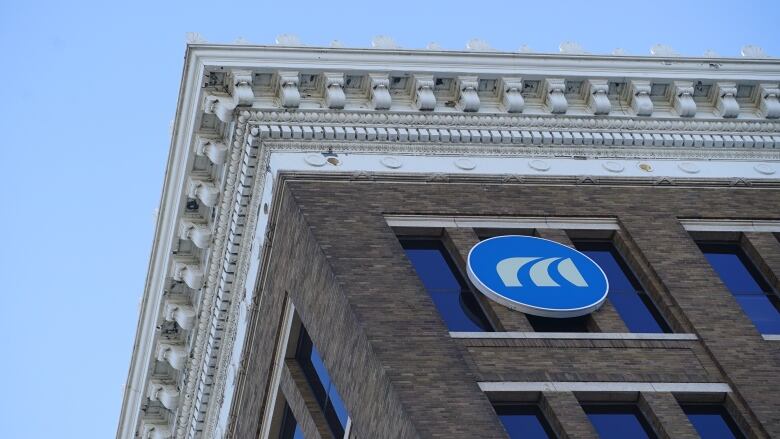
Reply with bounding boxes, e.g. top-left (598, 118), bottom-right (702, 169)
top-left (118, 45), bottom-right (780, 439)
top-left (243, 110), bottom-right (780, 133)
